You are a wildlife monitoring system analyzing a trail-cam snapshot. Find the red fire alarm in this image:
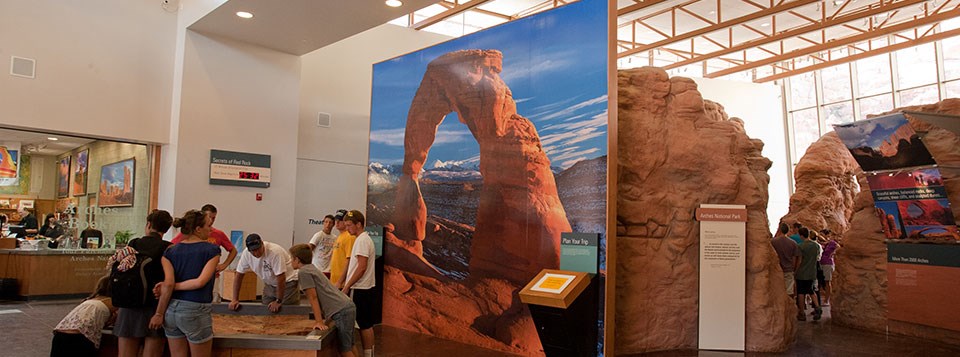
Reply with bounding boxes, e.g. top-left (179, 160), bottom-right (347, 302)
top-left (256, 193), bottom-right (263, 201)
